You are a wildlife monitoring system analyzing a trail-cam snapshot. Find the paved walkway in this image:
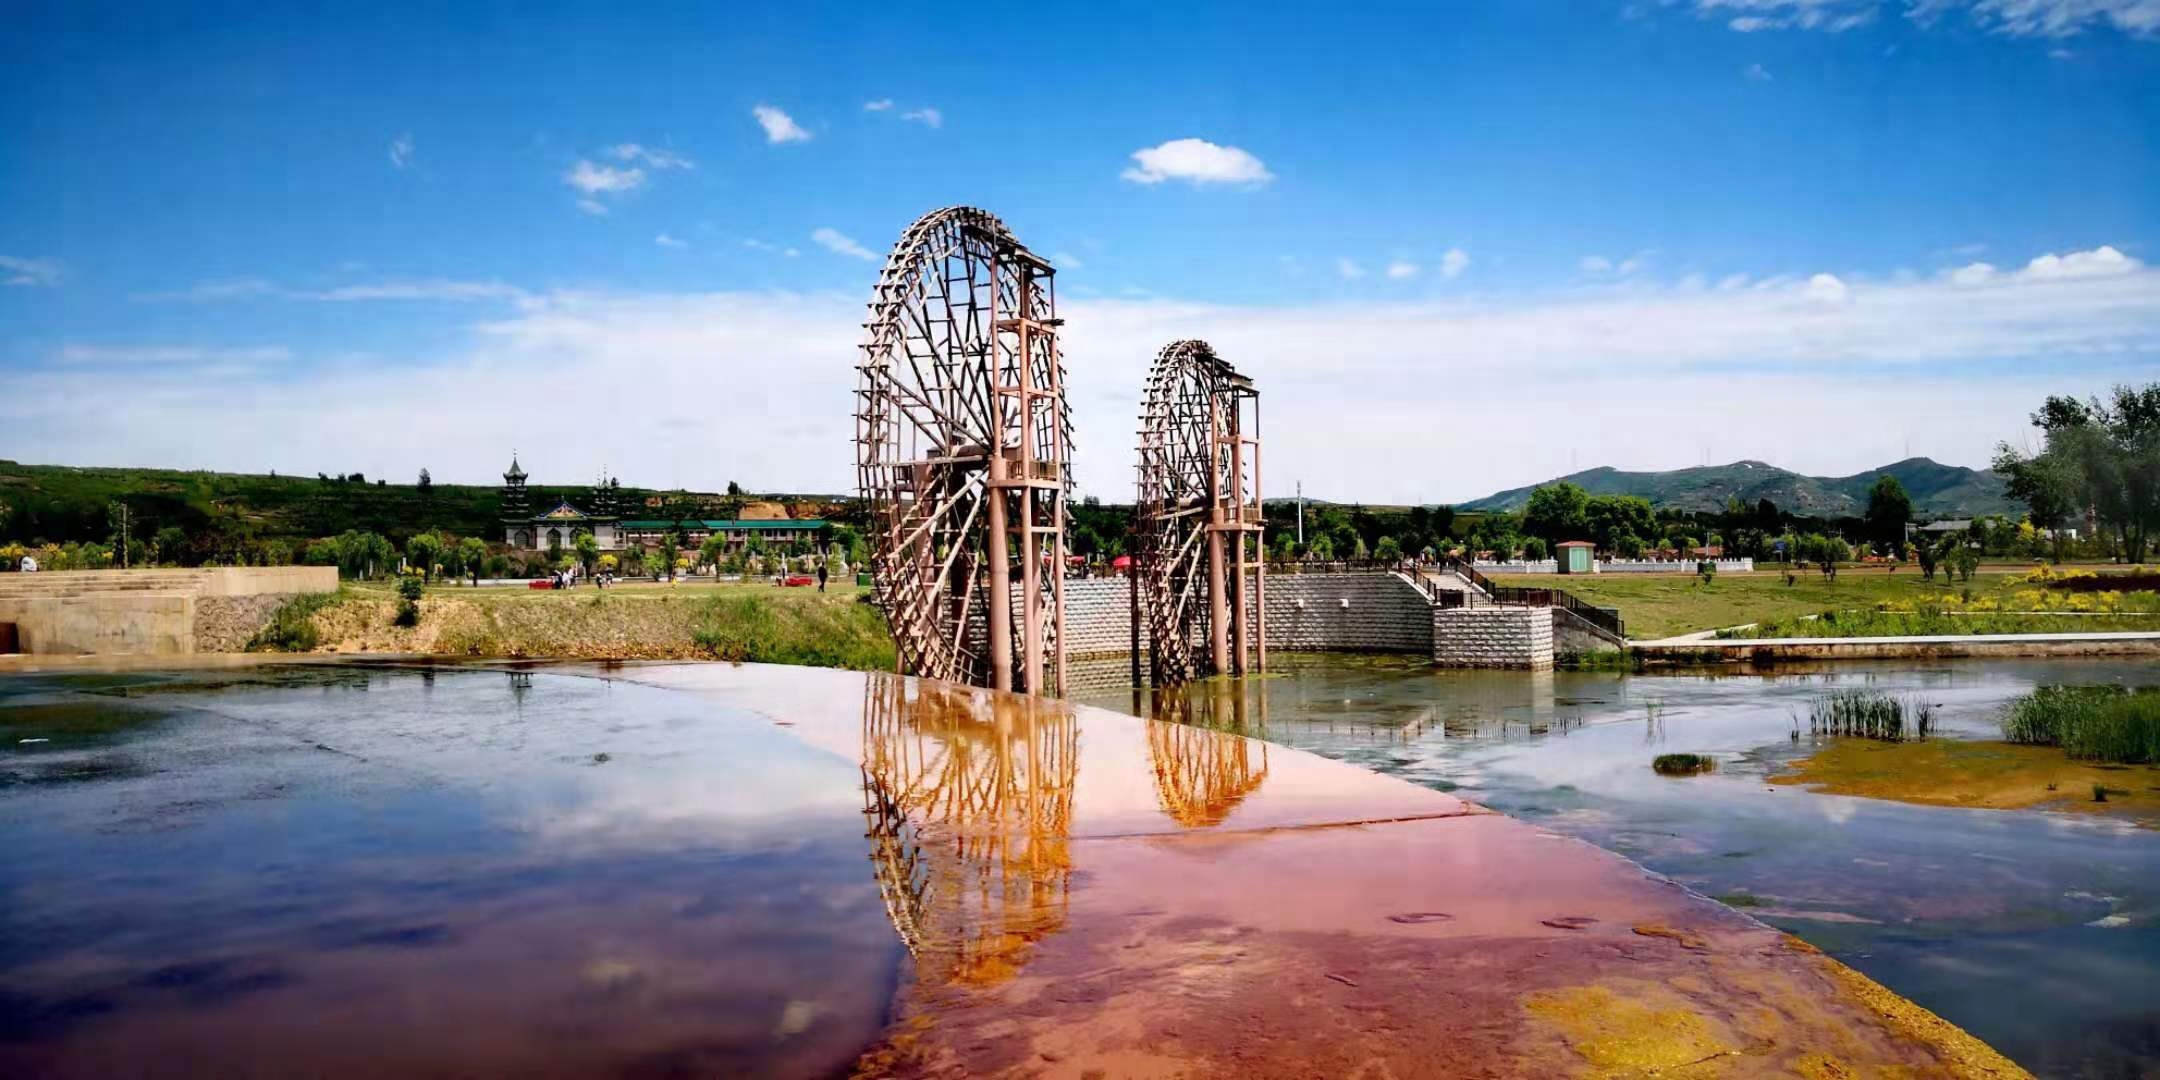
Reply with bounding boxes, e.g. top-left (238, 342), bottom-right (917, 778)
top-left (609, 662), bottom-right (2023, 1078)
